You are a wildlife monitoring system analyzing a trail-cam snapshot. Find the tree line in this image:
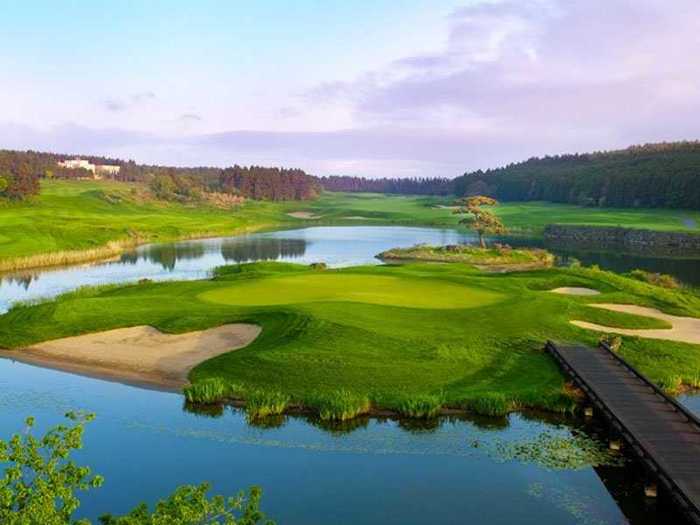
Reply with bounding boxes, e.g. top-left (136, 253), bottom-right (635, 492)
top-left (318, 175), bottom-right (454, 195)
top-left (0, 149), bottom-right (320, 202)
top-left (453, 141), bottom-right (700, 209)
